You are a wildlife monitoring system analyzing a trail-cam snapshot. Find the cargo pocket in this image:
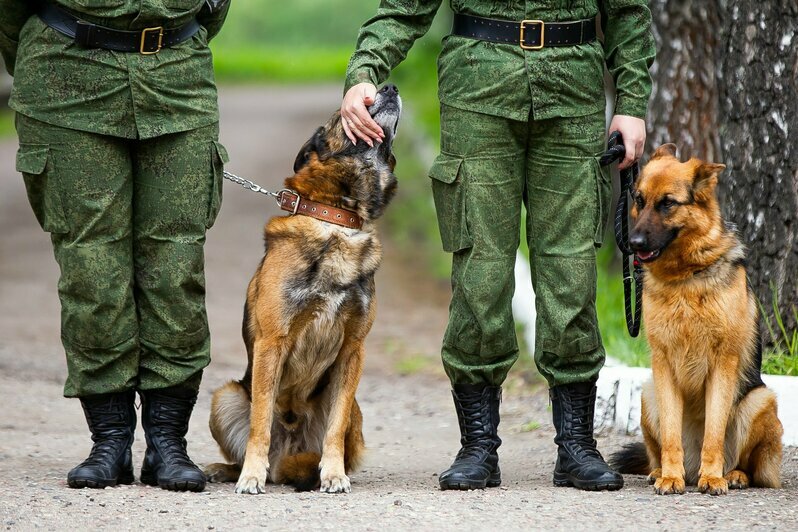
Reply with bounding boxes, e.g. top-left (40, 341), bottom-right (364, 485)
top-left (16, 145), bottom-right (69, 234)
top-left (429, 153), bottom-right (472, 253)
top-left (206, 141), bottom-right (229, 229)
top-left (592, 156), bottom-right (613, 247)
